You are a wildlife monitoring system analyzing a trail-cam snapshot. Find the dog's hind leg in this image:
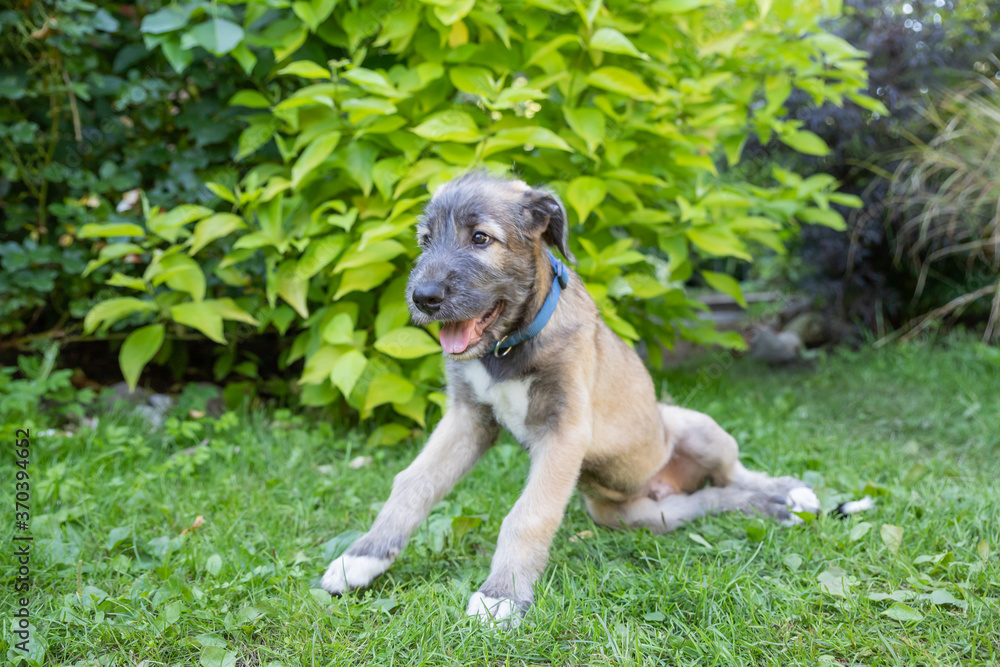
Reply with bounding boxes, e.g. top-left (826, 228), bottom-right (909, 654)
top-left (601, 405), bottom-right (819, 532)
top-left (585, 485), bottom-right (795, 534)
top-left (321, 402), bottom-right (498, 595)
